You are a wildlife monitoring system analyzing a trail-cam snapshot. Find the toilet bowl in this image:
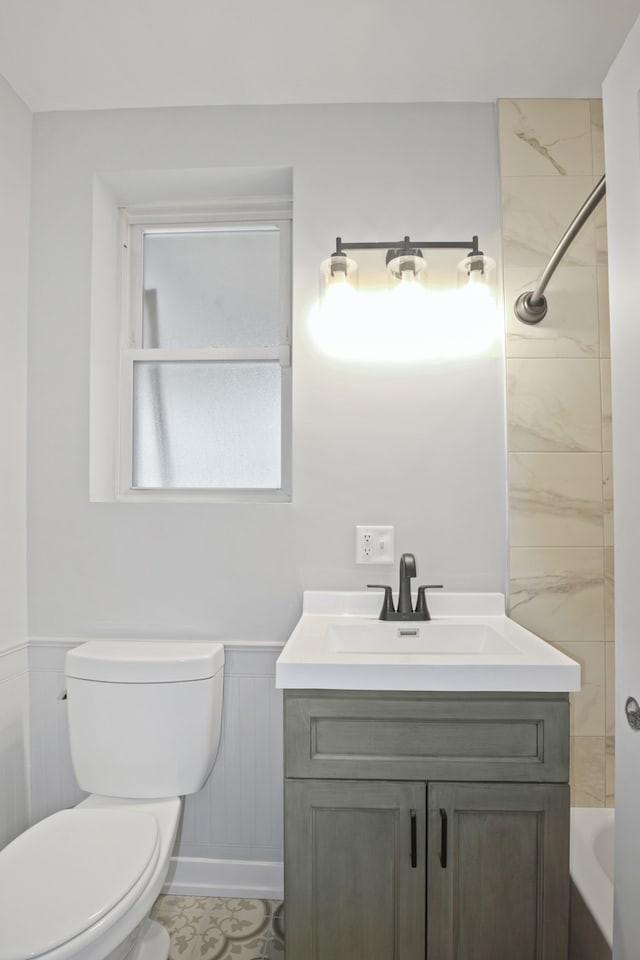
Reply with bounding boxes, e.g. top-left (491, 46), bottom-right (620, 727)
top-left (0, 641), bottom-right (224, 960)
top-left (0, 795), bottom-right (180, 960)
